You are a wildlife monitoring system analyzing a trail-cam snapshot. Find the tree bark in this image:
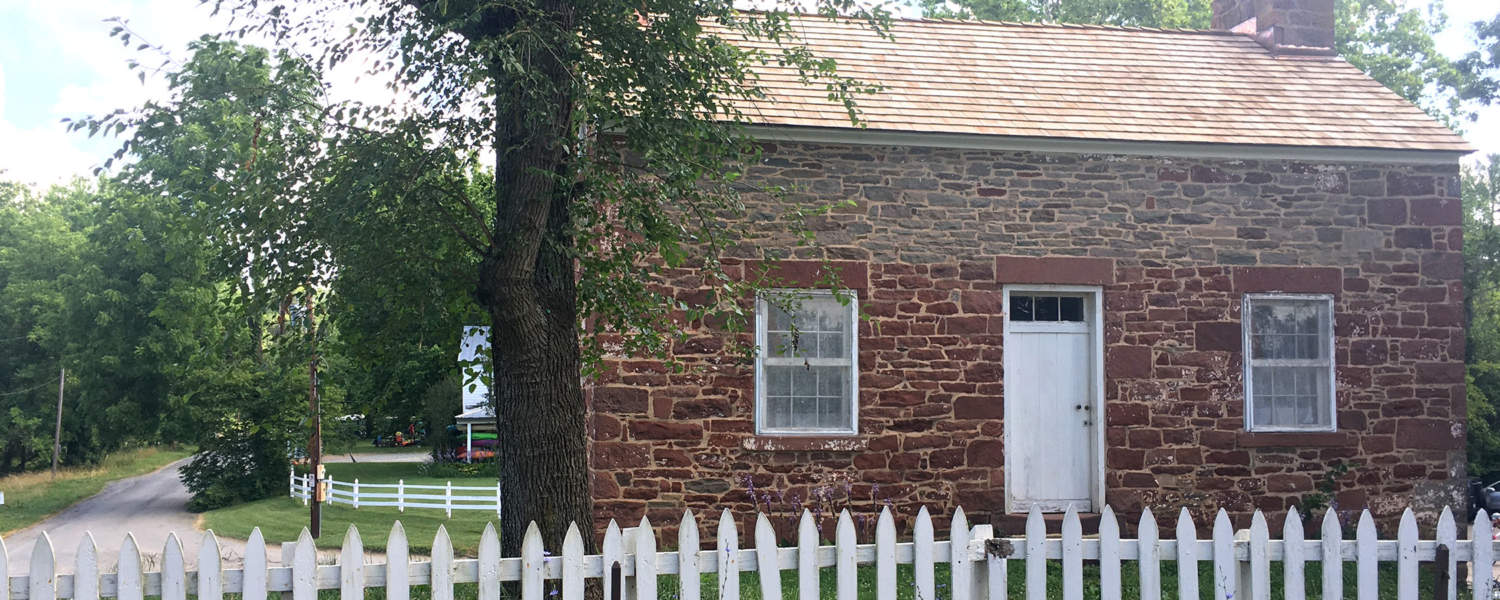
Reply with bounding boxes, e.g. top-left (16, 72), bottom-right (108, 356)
top-left (461, 0), bottom-right (592, 559)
